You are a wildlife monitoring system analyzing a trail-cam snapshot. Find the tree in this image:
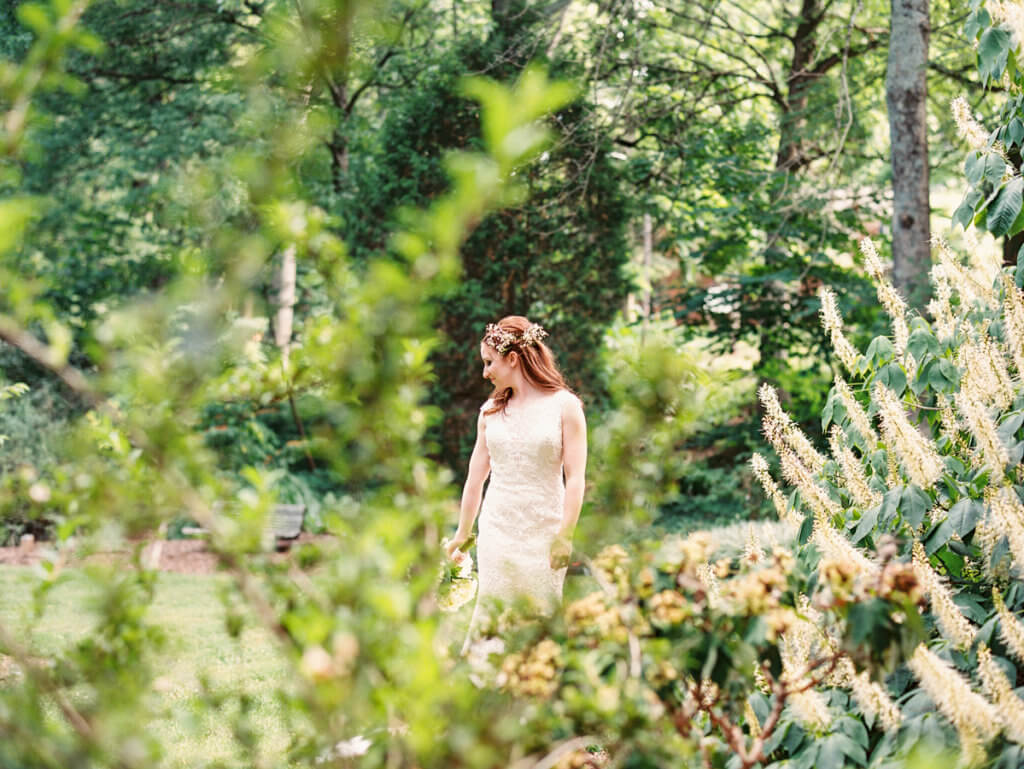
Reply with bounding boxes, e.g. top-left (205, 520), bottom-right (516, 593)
top-left (887, 0), bottom-right (931, 308)
top-left (335, 17), bottom-right (632, 472)
top-left (2, 0), bottom-right (259, 335)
